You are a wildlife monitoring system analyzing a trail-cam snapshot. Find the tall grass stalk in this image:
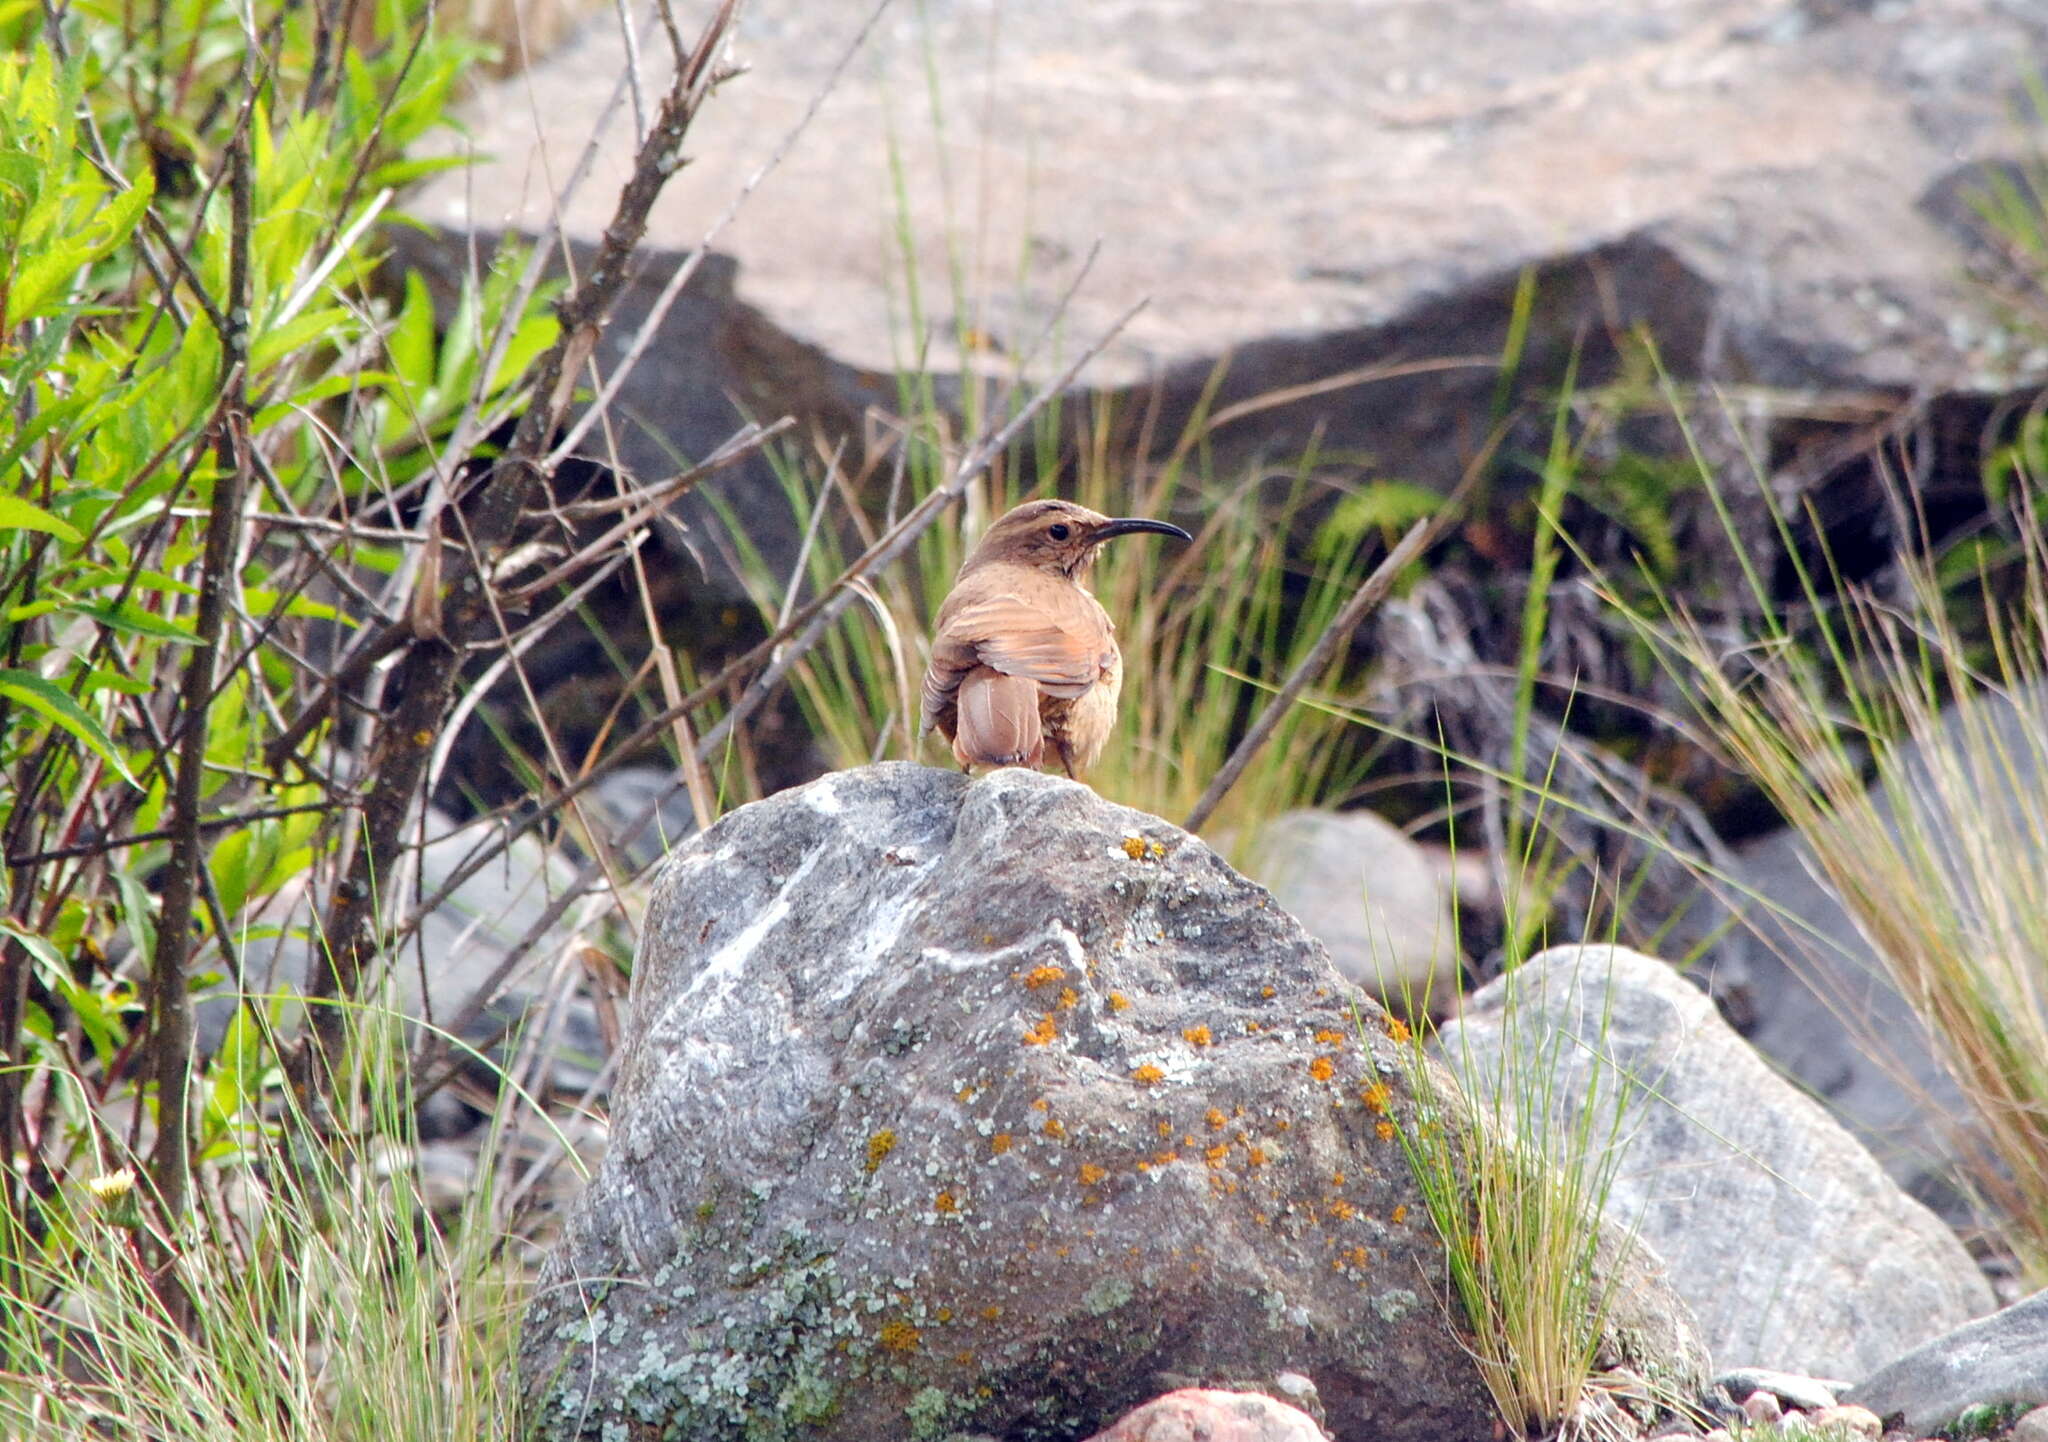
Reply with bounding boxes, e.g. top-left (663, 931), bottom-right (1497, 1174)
top-left (0, 1006), bottom-right (538, 1440)
top-left (1386, 755), bottom-right (1649, 1440)
top-left (1632, 451), bottom-right (2048, 1280)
